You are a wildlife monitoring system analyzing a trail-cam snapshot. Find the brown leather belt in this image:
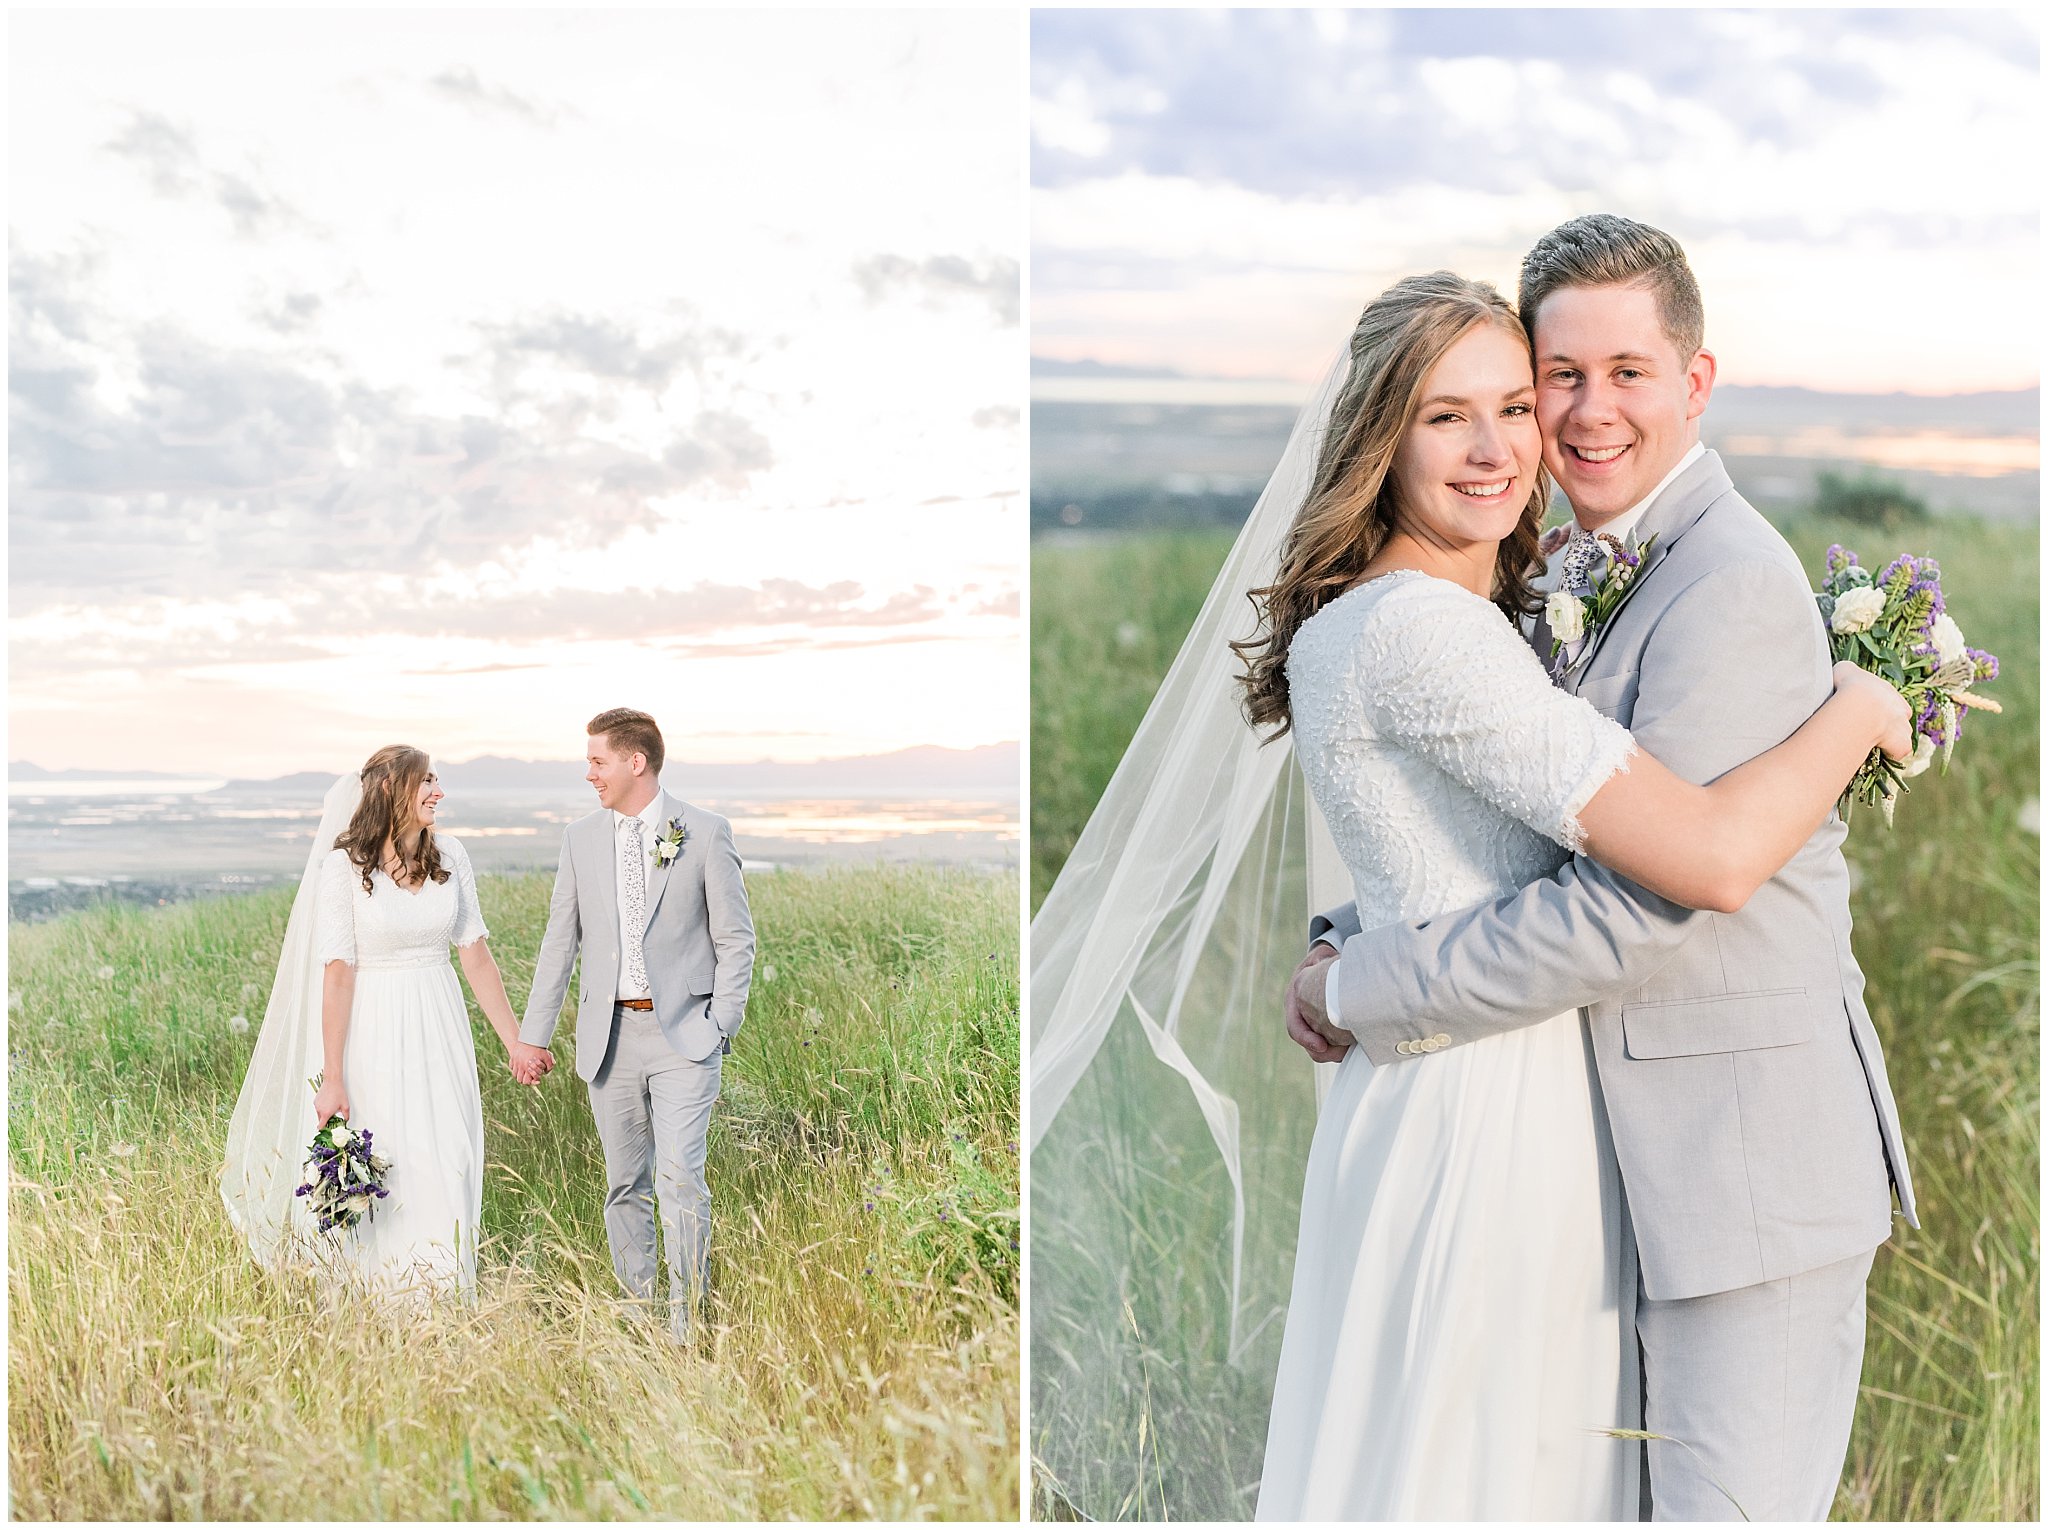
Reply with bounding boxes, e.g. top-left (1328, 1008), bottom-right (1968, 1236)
top-left (614, 997), bottom-right (654, 1011)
